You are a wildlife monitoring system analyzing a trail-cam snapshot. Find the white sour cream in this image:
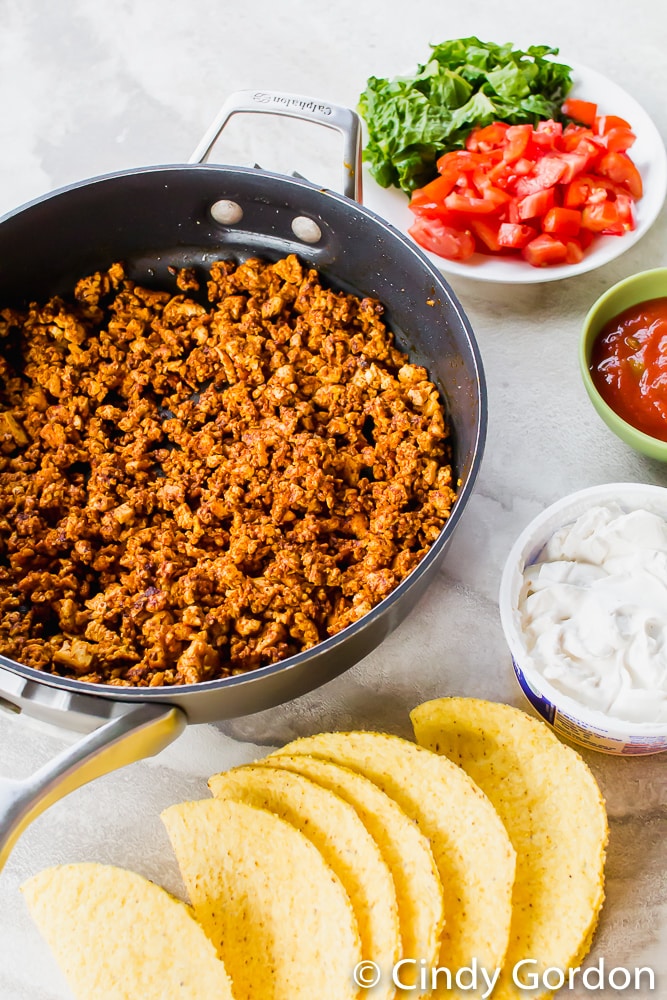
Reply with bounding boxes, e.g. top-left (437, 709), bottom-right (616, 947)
top-left (519, 503), bottom-right (667, 724)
